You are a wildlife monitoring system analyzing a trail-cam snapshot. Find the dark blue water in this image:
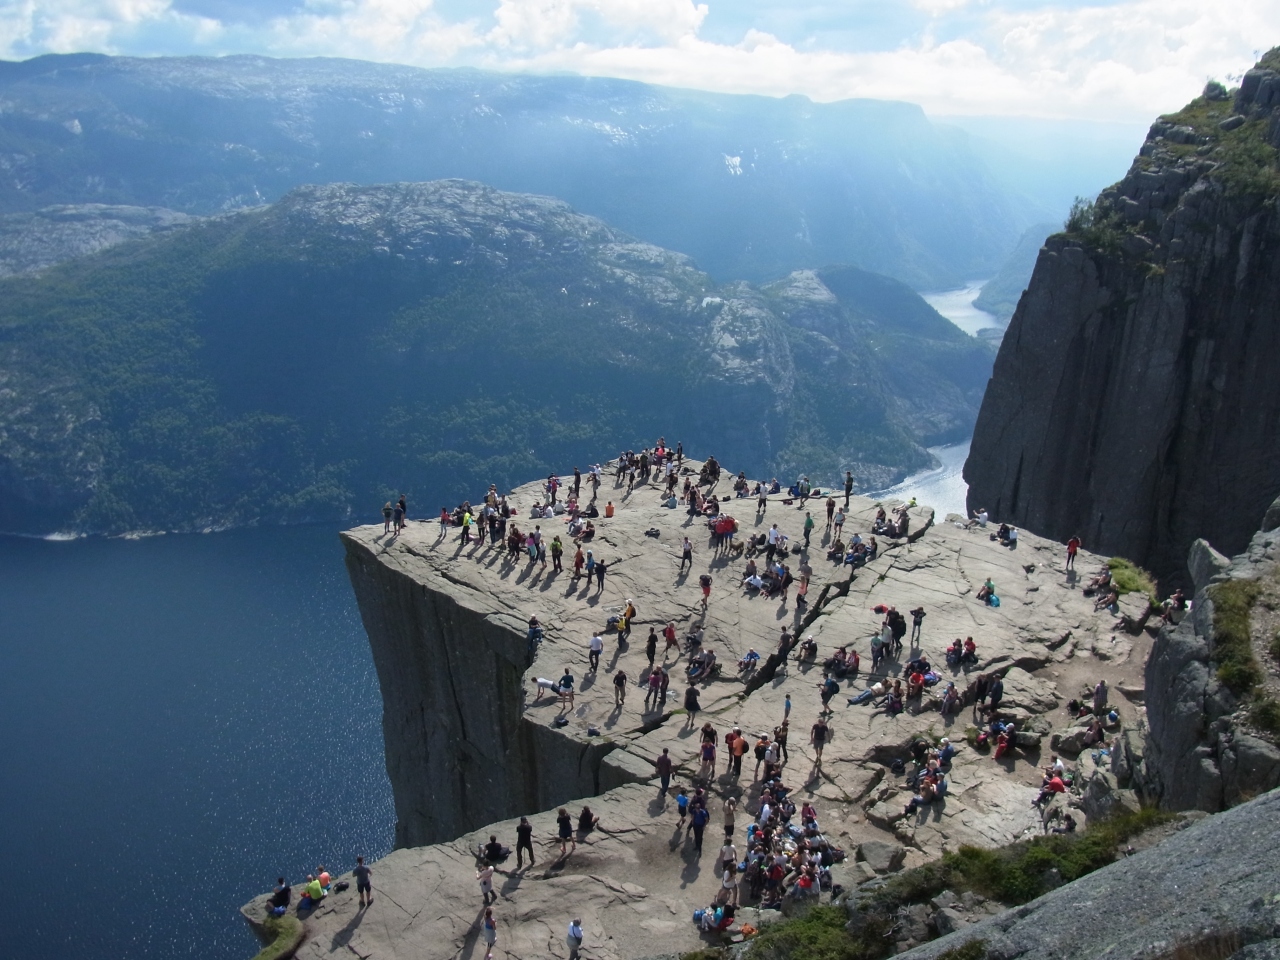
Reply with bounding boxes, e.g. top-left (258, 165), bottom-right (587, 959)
top-left (0, 525), bottom-right (394, 960)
